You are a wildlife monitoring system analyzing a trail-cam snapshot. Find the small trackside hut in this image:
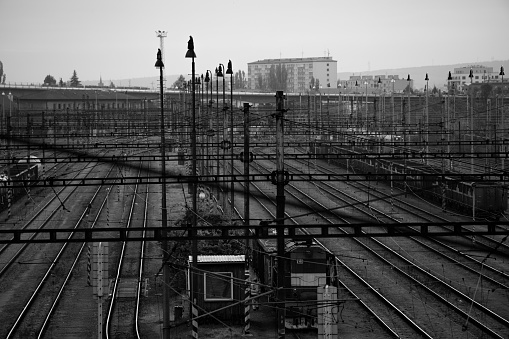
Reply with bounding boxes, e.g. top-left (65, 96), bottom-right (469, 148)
top-left (187, 255), bottom-right (246, 324)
